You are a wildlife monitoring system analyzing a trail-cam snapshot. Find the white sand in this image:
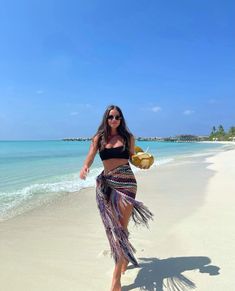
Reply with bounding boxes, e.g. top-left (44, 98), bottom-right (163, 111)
top-left (0, 147), bottom-right (235, 291)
